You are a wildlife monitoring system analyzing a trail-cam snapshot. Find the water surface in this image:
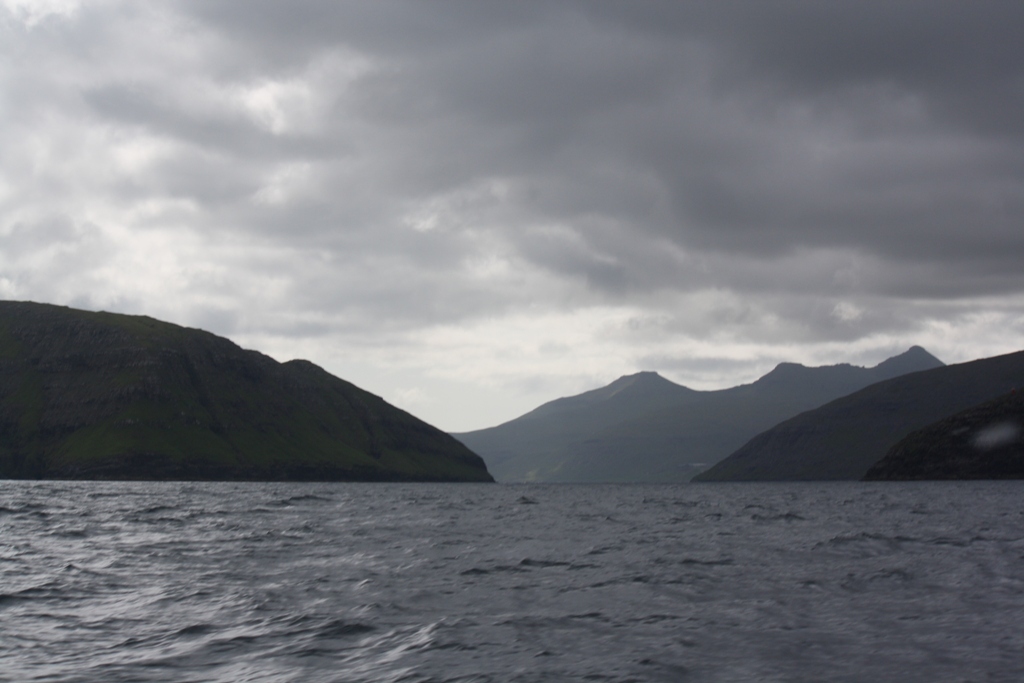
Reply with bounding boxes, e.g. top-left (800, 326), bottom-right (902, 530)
top-left (2, 481), bottom-right (1022, 682)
